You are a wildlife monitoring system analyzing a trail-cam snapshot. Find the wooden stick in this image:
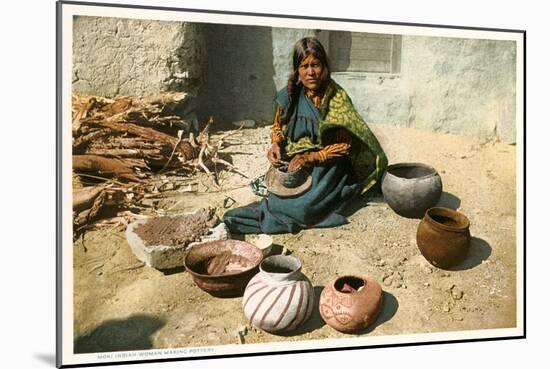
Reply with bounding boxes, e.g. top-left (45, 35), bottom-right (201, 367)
top-left (197, 145), bottom-right (220, 189)
top-left (212, 157), bottom-right (249, 178)
top-left (74, 173), bottom-right (125, 186)
top-left (73, 184), bottom-right (106, 211)
top-left (160, 130), bottom-right (184, 172)
top-left (73, 154), bottom-right (148, 182)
